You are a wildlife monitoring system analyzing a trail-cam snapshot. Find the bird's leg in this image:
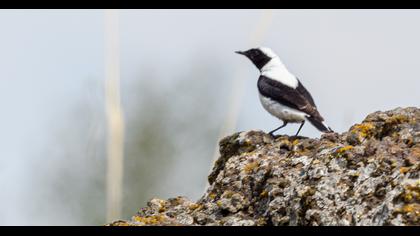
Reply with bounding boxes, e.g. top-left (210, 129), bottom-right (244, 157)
top-left (294, 121), bottom-right (305, 137)
top-left (269, 121), bottom-right (288, 137)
